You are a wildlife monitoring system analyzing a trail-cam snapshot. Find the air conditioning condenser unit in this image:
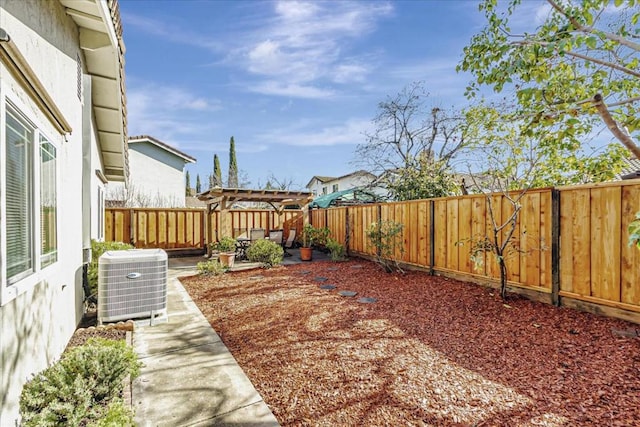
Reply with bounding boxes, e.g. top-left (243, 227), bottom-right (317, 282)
top-left (98, 248), bottom-right (168, 324)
